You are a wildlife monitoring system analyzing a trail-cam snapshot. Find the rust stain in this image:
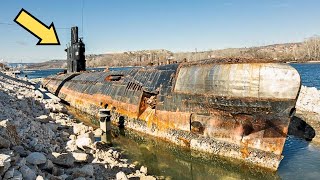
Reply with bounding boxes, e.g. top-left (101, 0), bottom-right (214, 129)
top-left (42, 60), bottom-right (301, 170)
